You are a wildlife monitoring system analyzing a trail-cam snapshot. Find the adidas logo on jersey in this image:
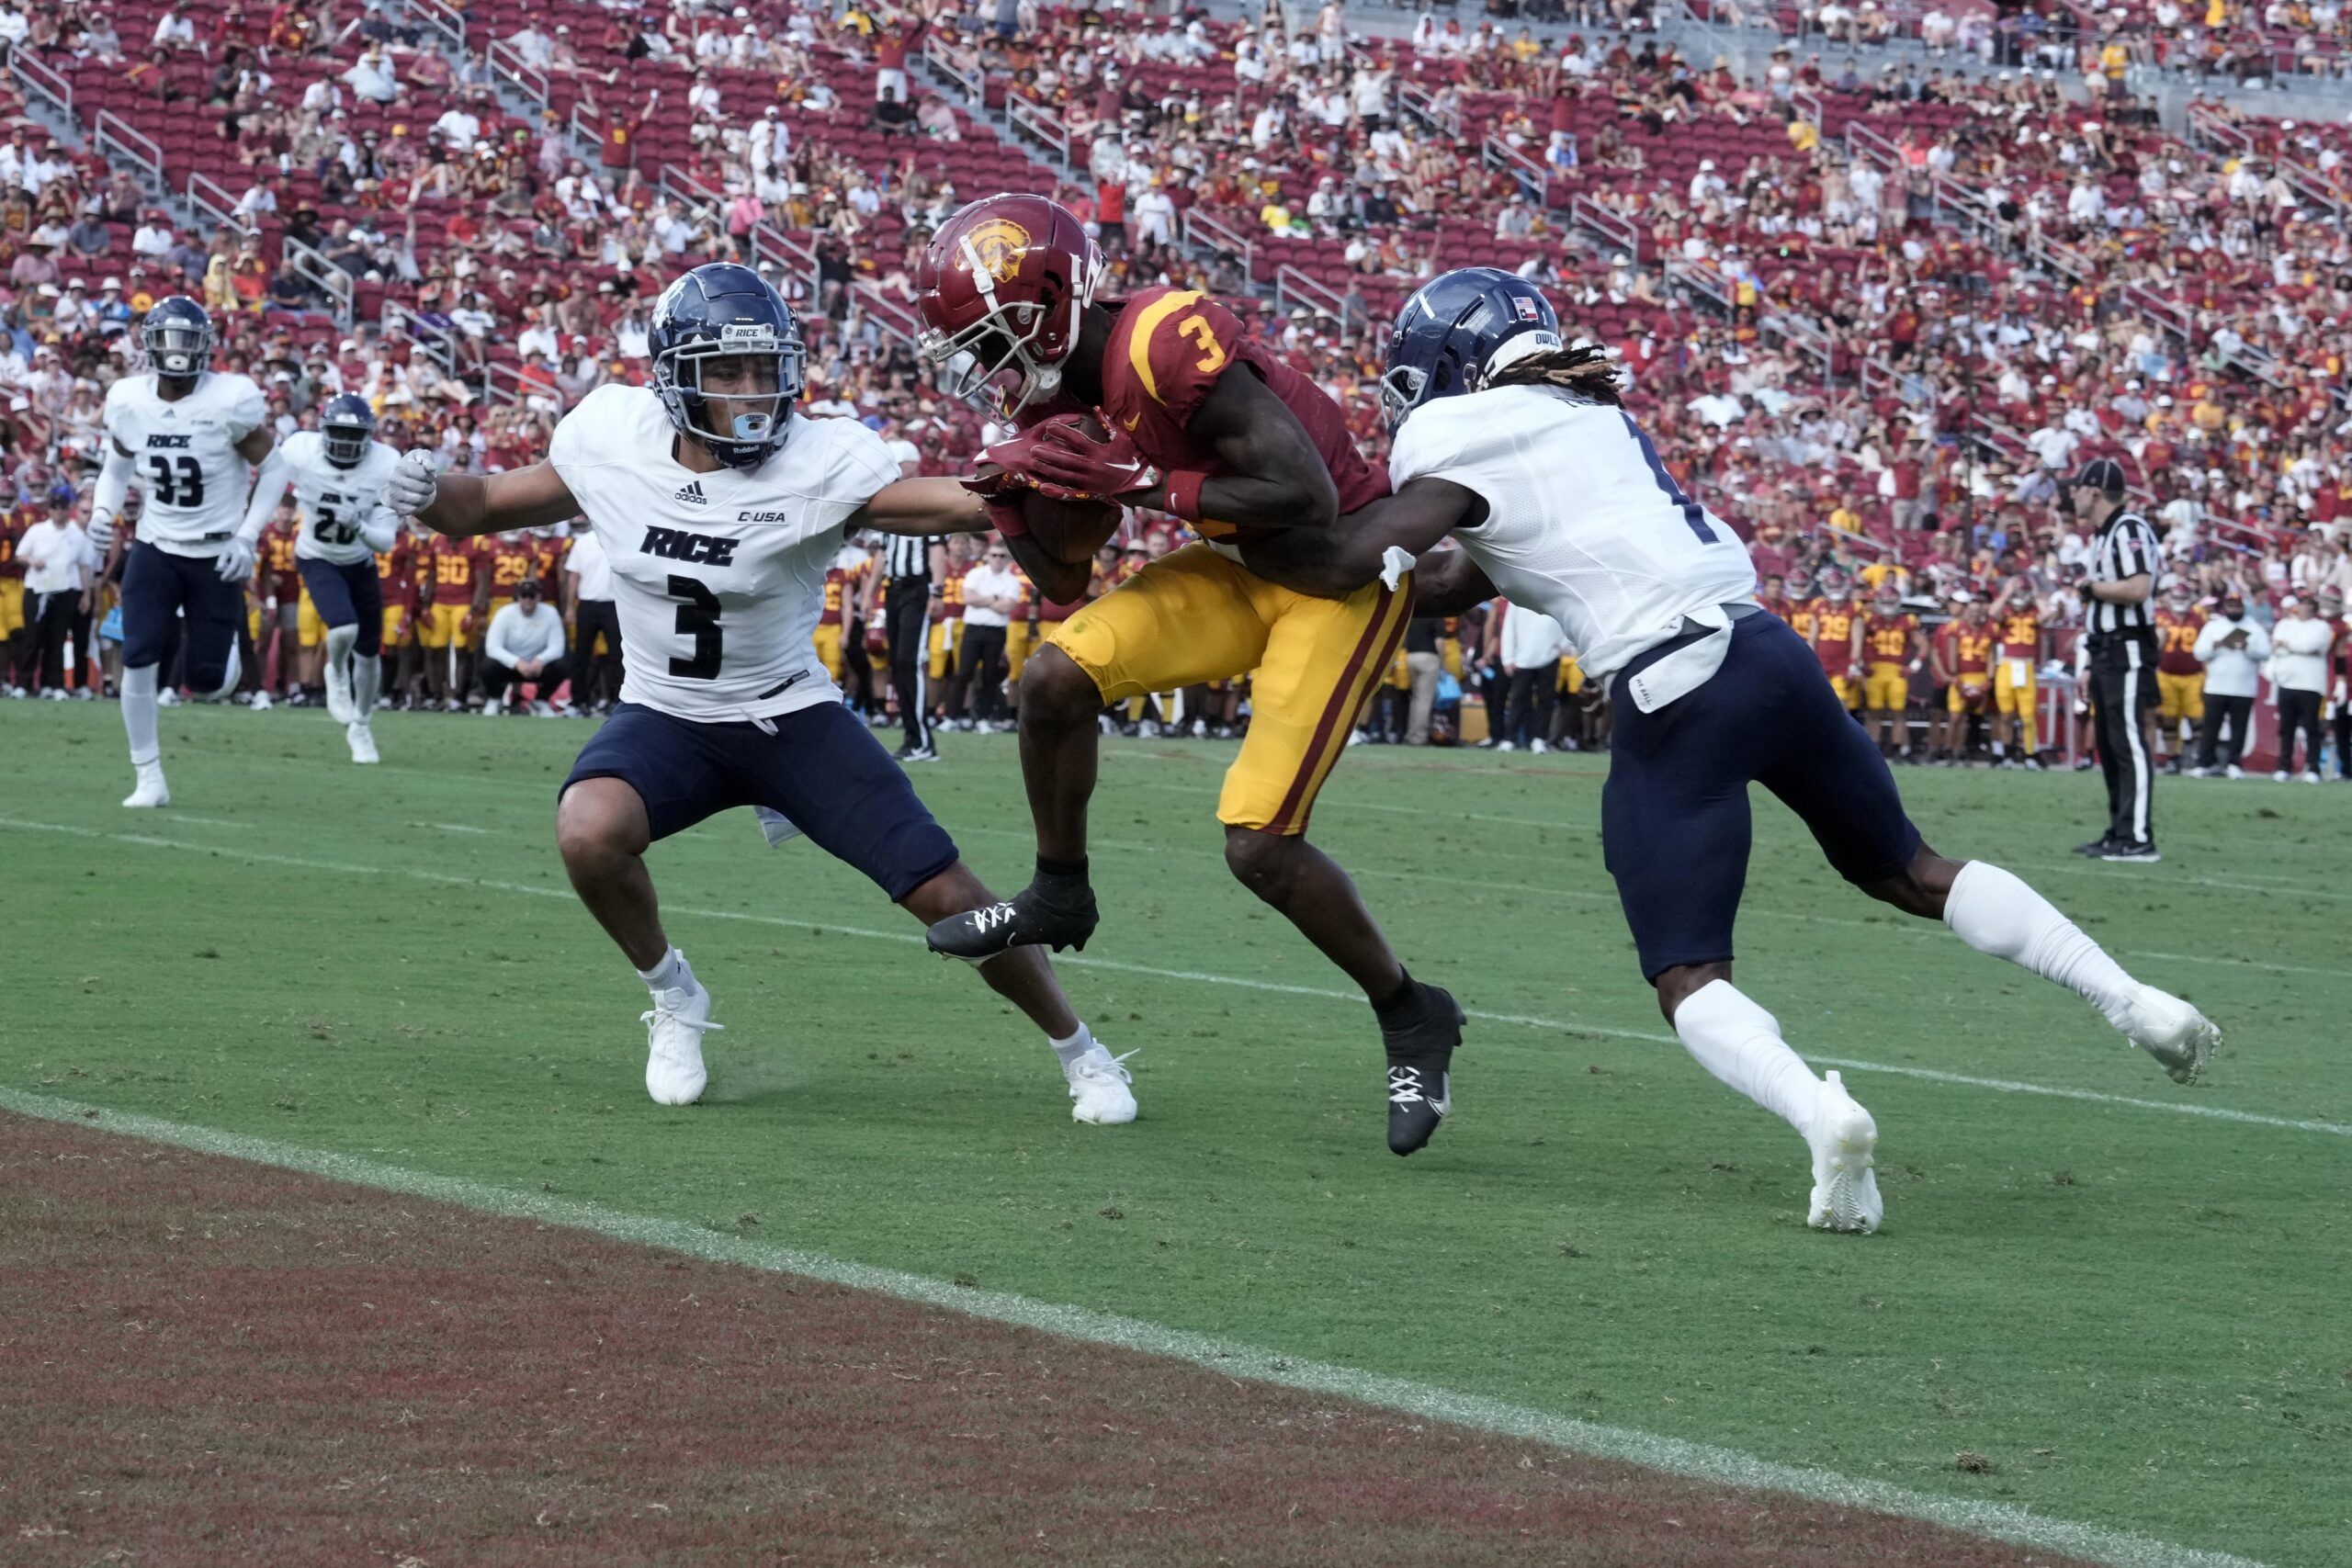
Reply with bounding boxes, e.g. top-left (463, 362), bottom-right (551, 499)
top-left (673, 479), bottom-right (708, 506)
